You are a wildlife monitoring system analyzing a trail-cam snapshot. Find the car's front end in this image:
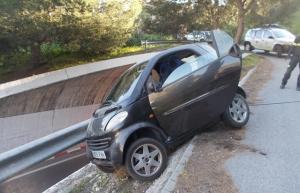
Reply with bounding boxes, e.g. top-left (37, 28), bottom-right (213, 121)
top-left (86, 61), bottom-right (151, 171)
top-left (86, 103), bottom-right (128, 171)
